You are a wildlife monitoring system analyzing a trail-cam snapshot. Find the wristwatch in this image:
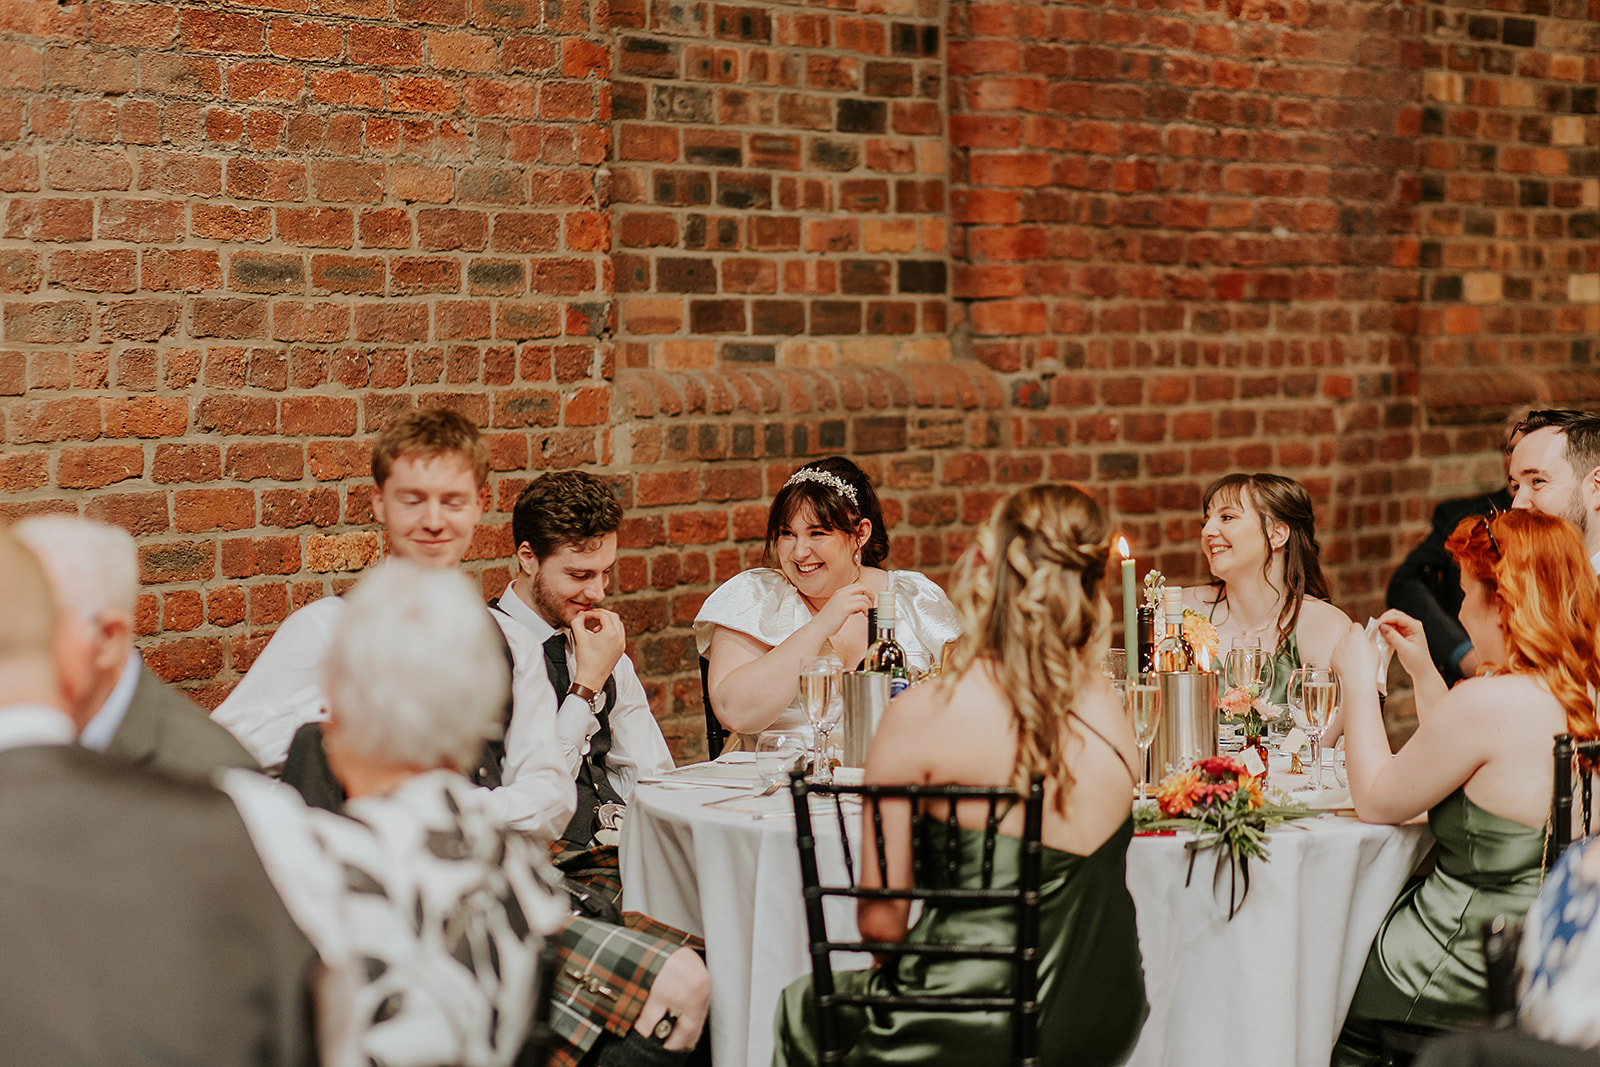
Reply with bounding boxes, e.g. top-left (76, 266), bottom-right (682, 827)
top-left (568, 682), bottom-right (601, 716)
